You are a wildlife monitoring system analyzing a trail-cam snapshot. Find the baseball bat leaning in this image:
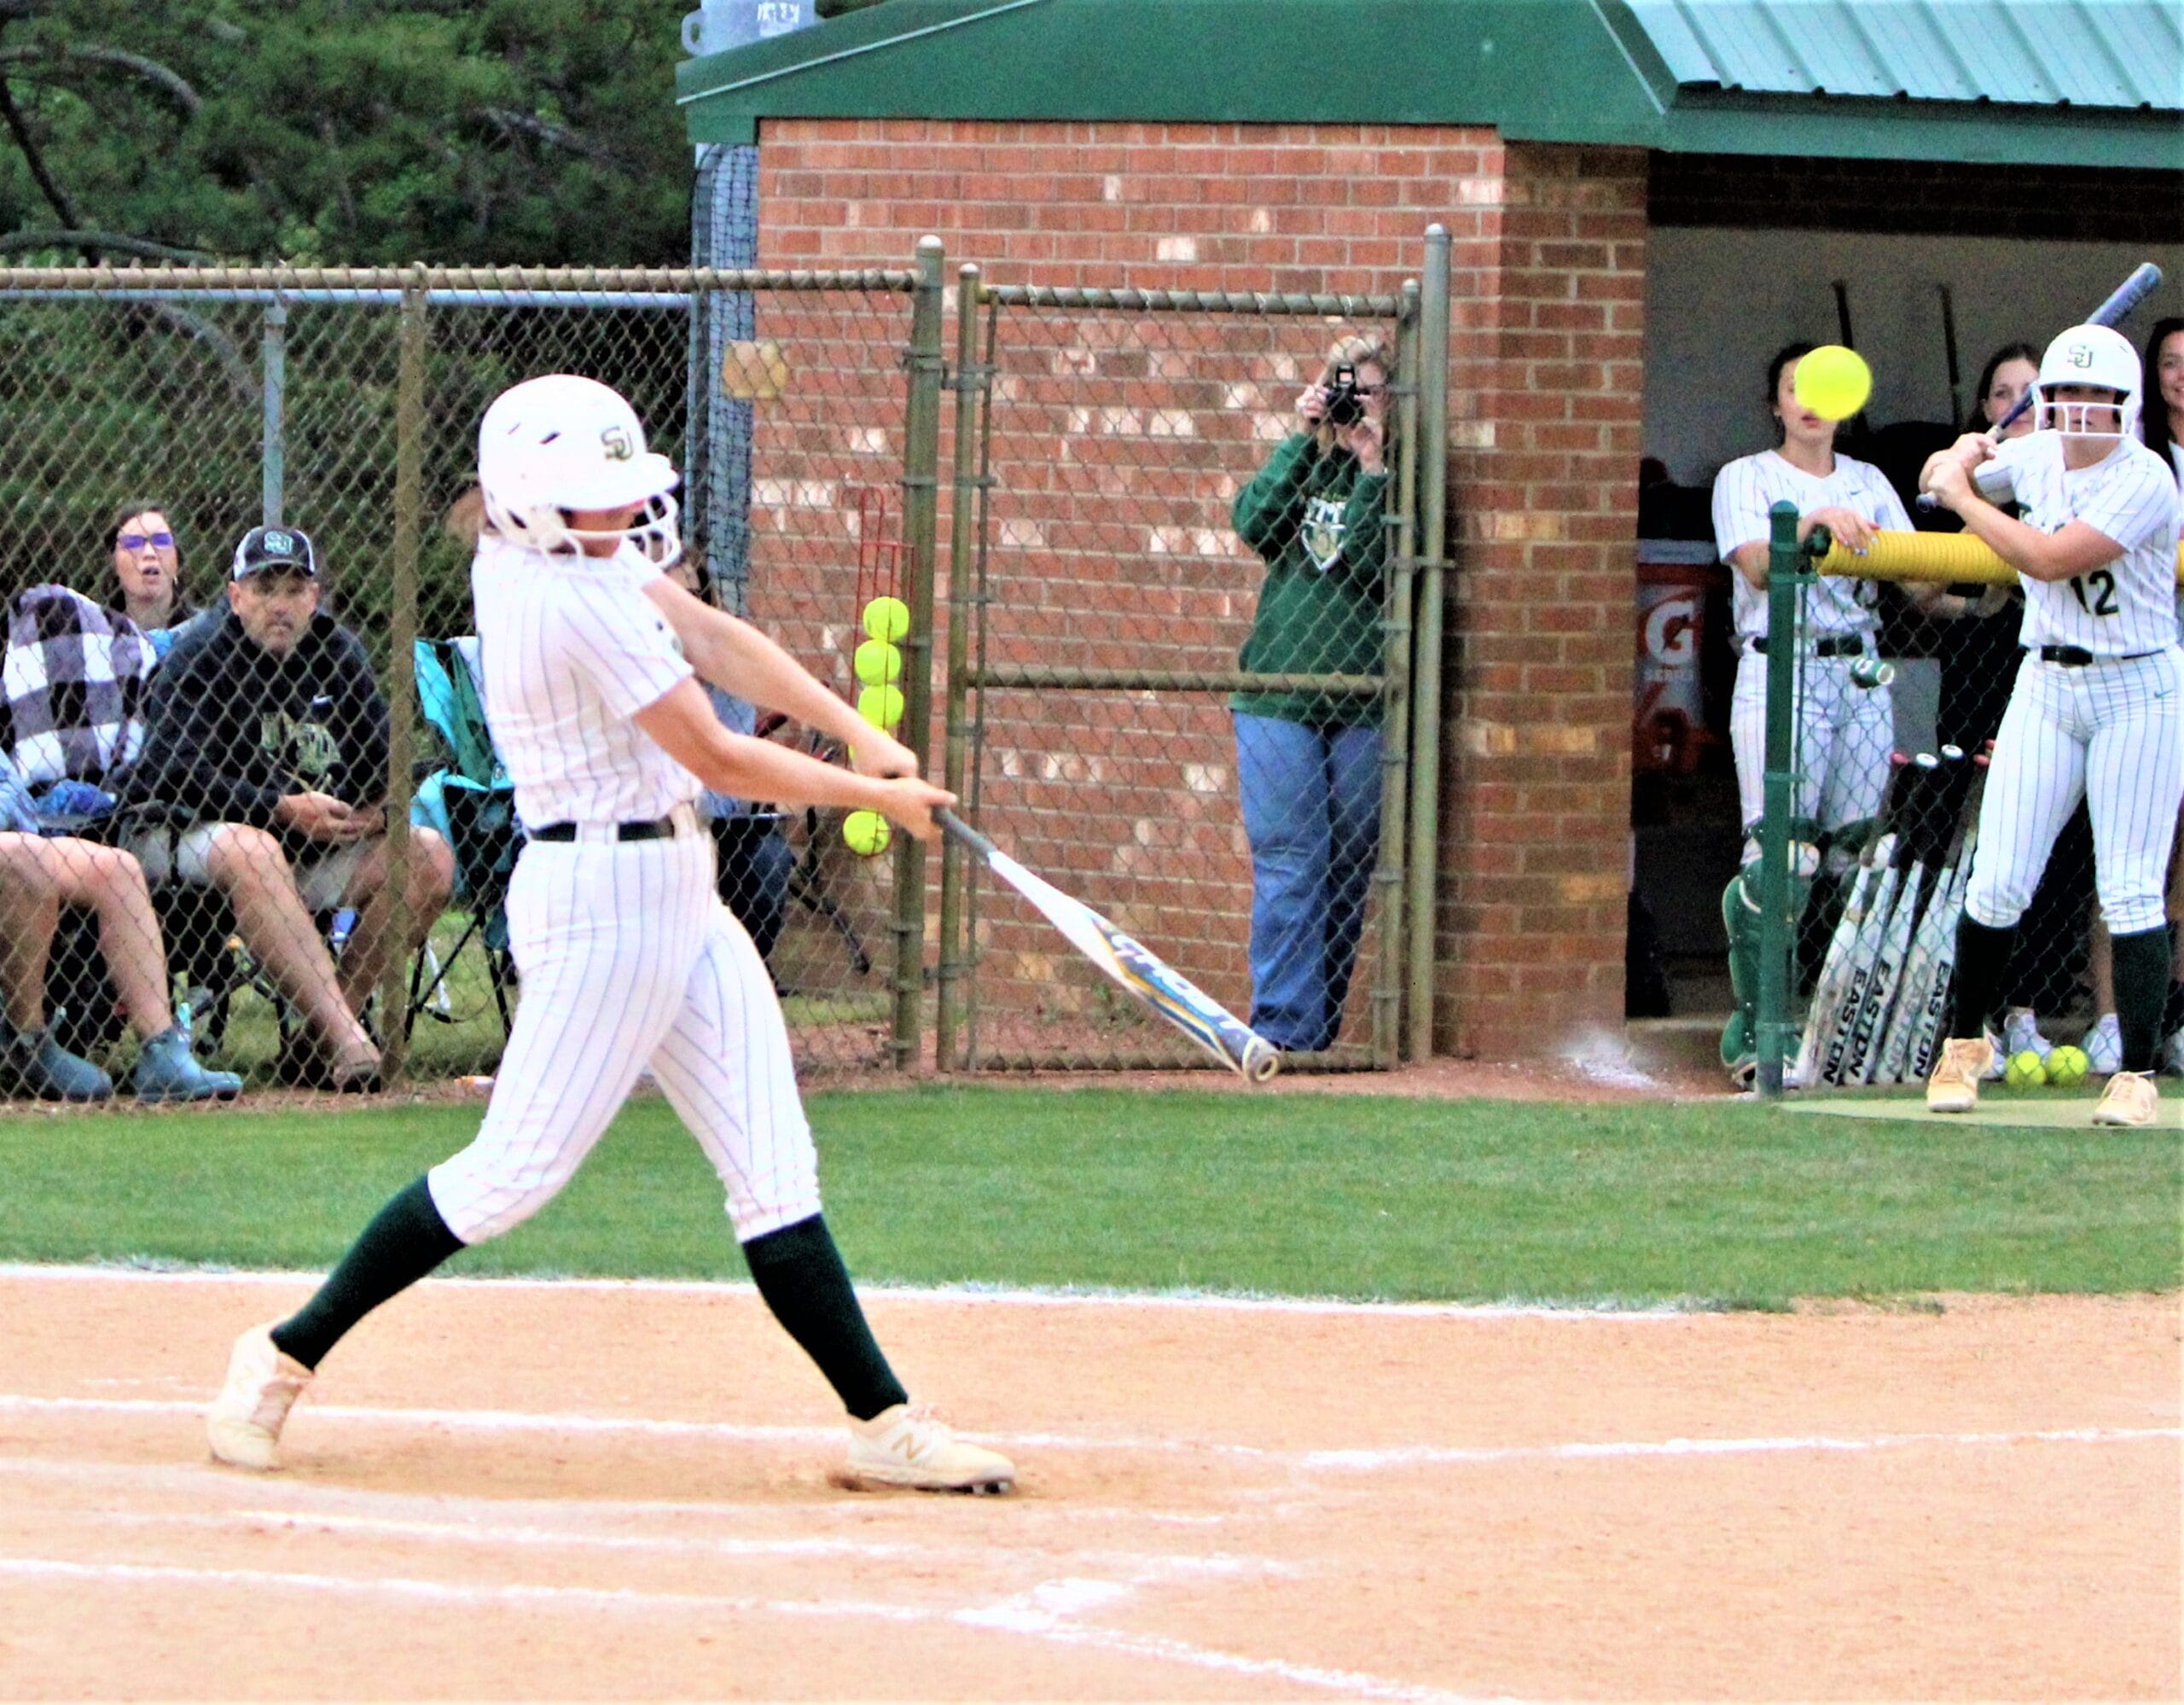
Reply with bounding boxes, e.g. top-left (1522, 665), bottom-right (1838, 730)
top-left (1870, 747), bottom-right (1978, 1083)
top-left (1917, 261), bottom-right (2164, 509)
top-left (1797, 753), bottom-right (1911, 1087)
top-left (1901, 754), bottom-right (1990, 1084)
top-left (1842, 750), bottom-right (1960, 1085)
top-left (936, 809), bottom-right (1281, 1083)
